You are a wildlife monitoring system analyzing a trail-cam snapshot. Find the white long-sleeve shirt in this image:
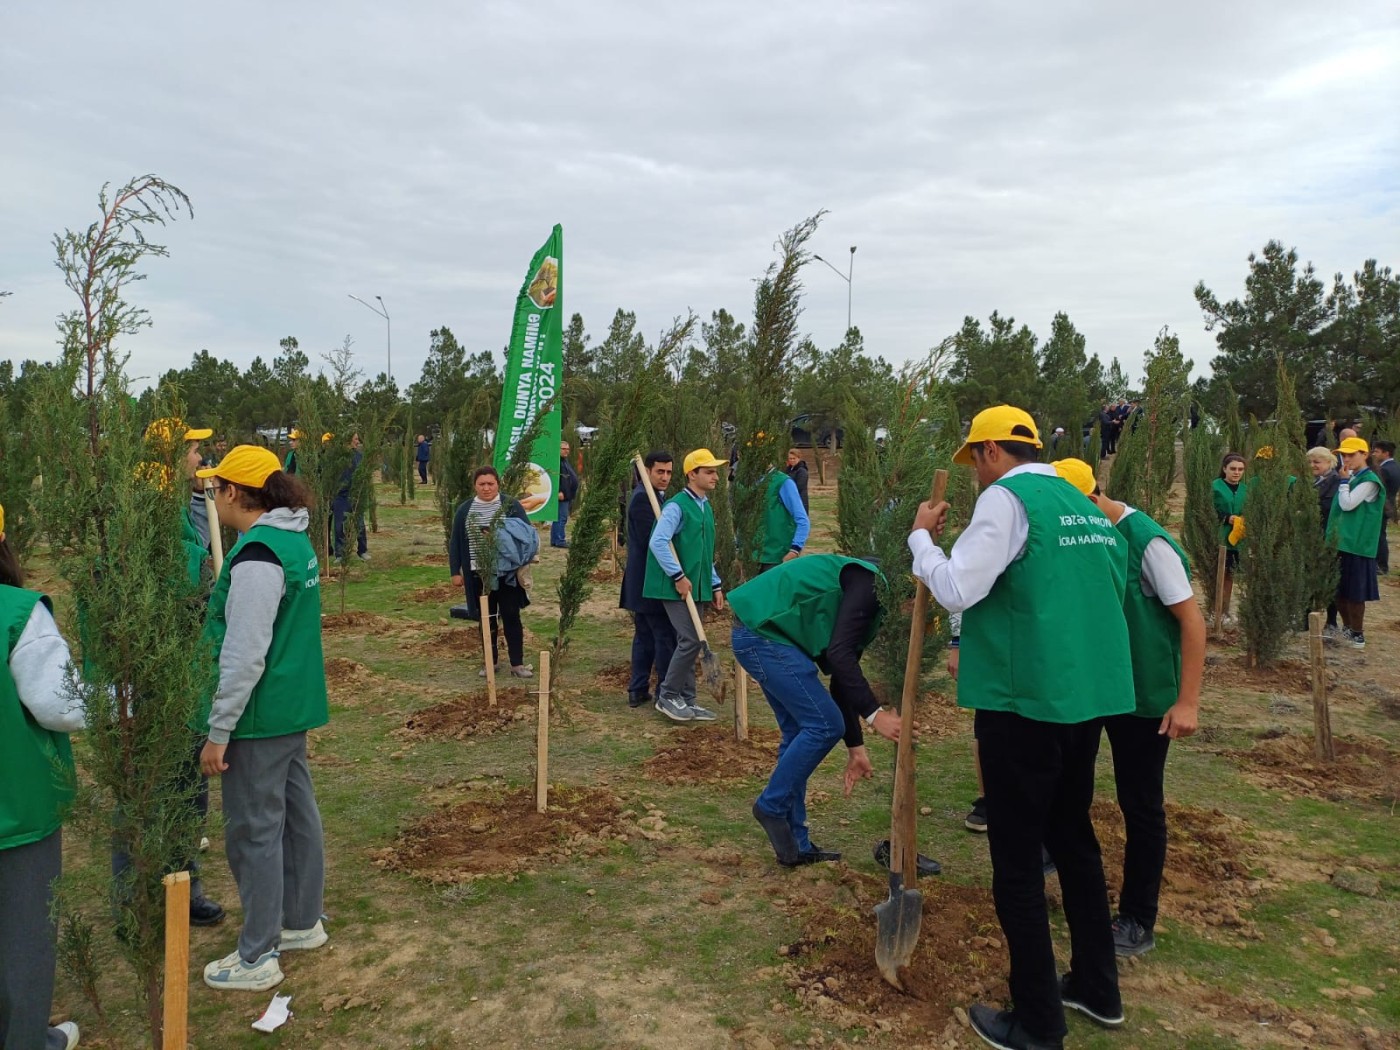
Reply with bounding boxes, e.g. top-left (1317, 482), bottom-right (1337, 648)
top-left (12, 602), bottom-right (84, 732)
top-left (1337, 479), bottom-right (1380, 512)
top-left (1117, 507), bottom-right (1194, 604)
top-left (907, 462), bottom-right (1055, 613)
